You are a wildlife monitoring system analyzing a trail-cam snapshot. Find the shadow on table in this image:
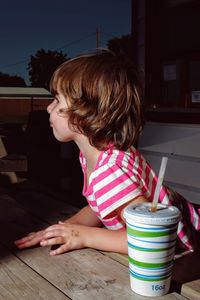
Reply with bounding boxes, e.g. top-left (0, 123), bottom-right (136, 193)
top-left (171, 251), bottom-right (200, 293)
top-left (0, 178), bottom-right (84, 259)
